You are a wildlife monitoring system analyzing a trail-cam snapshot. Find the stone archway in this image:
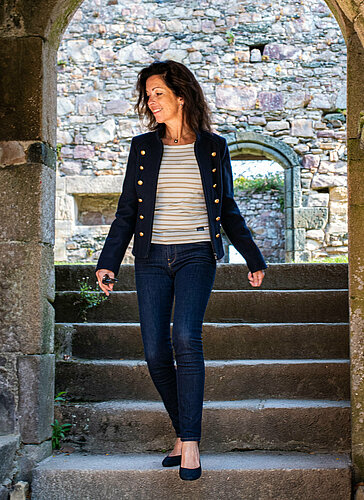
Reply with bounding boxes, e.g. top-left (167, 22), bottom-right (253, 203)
top-left (228, 131), bottom-right (303, 262)
top-left (1, 0), bottom-right (364, 491)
